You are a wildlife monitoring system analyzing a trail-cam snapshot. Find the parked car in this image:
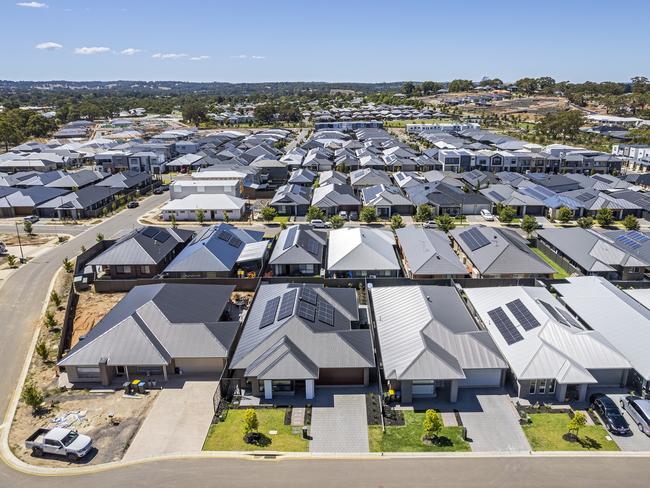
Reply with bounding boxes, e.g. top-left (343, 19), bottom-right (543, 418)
top-left (153, 187), bottom-right (164, 195)
top-left (480, 209), bottom-right (494, 221)
top-left (590, 394), bottom-right (630, 435)
top-left (620, 396), bottom-right (650, 436)
top-left (349, 211), bottom-right (359, 221)
top-left (23, 215), bottom-right (39, 223)
top-left (161, 185), bottom-right (170, 192)
top-left (339, 210), bottom-right (349, 220)
top-left (310, 219), bottom-right (331, 229)
top-left (423, 221), bottom-right (437, 229)
top-left (25, 427), bottom-right (92, 461)
top-left (127, 201), bottom-right (139, 209)
top-left (0, 240), bottom-right (6, 255)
